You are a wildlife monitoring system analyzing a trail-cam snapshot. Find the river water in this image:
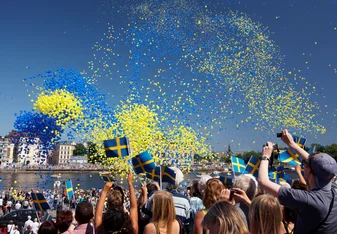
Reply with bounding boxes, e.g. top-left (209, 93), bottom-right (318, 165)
top-left (0, 170), bottom-right (298, 191)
